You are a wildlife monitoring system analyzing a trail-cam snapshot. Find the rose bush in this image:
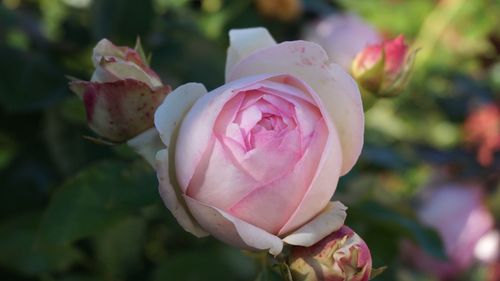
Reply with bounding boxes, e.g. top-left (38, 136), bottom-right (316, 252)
top-left (70, 39), bottom-right (171, 142)
top-left (132, 28), bottom-right (364, 255)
